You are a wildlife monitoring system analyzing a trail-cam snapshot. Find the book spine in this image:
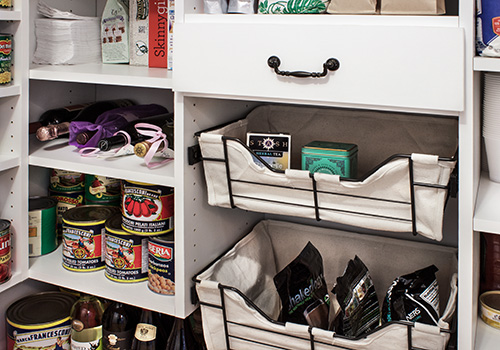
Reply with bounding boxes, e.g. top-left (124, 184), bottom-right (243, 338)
top-left (129, 0), bottom-right (150, 66)
top-left (149, 0), bottom-right (168, 68)
top-left (168, 0), bottom-right (175, 70)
